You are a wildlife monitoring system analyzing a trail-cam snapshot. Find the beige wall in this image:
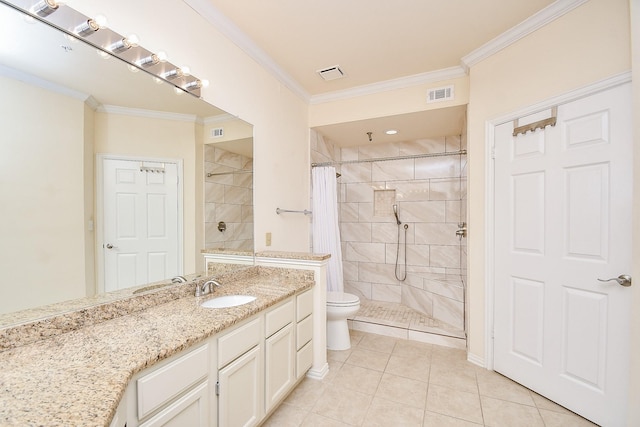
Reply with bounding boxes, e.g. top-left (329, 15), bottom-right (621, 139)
top-left (0, 76), bottom-right (90, 313)
top-left (466, 0), bottom-right (631, 362)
